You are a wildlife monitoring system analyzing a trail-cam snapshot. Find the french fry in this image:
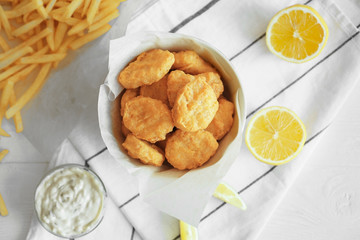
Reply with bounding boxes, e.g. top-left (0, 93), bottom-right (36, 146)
top-left (53, 35), bottom-right (76, 68)
top-left (54, 1), bottom-right (69, 8)
top-left (0, 128), bottom-right (10, 137)
top-left (87, 0), bottom-right (101, 24)
top-left (0, 47), bottom-right (47, 85)
top-left (0, 64), bottom-right (26, 82)
top-left (45, 18), bottom-right (55, 51)
top-left (64, 0), bottom-right (83, 19)
top-left (0, 46), bottom-right (34, 70)
top-left (10, 89), bottom-right (23, 133)
top-left (6, 63), bottom-right (51, 119)
top-left (100, 0), bottom-right (124, 10)
top-left (54, 22), bottom-right (68, 50)
top-left (45, 0), bottom-right (56, 13)
top-left (0, 28), bottom-right (52, 61)
top-left (5, 2), bottom-right (37, 19)
top-left (0, 5), bottom-right (13, 39)
top-left (35, 25), bottom-right (43, 50)
top-left (0, 64), bottom-right (38, 89)
top-left (0, 149), bottom-right (9, 162)
top-left (19, 53), bottom-right (66, 64)
top-left (0, 191), bottom-right (8, 216)
top-left (0, 35), bottom-right (10, 52)
top-left (68, 5), bottom-right (116, 36)
top-left (20, 28), bottom-right (52, 49)
top-left (52, 13), bottom-right (81, 26)
top-left (0, 102), bottom-right (8, 135)
top-left (82, 0), bottom-right (91, 17)
top-left (12, 17), bottom-right (43, 37)
top-left (13, 0), bottom-right (29, 11)
top-left (88, 10), bottom-right (118, 32)
top-left (0, 81), bottom-right (12, 136)
top-left (33, 0), bottom-right (48, 19)
top-left (1, 80), bottom-right (13, 110)
top-left (69, 23), bottom-right (110, 50)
